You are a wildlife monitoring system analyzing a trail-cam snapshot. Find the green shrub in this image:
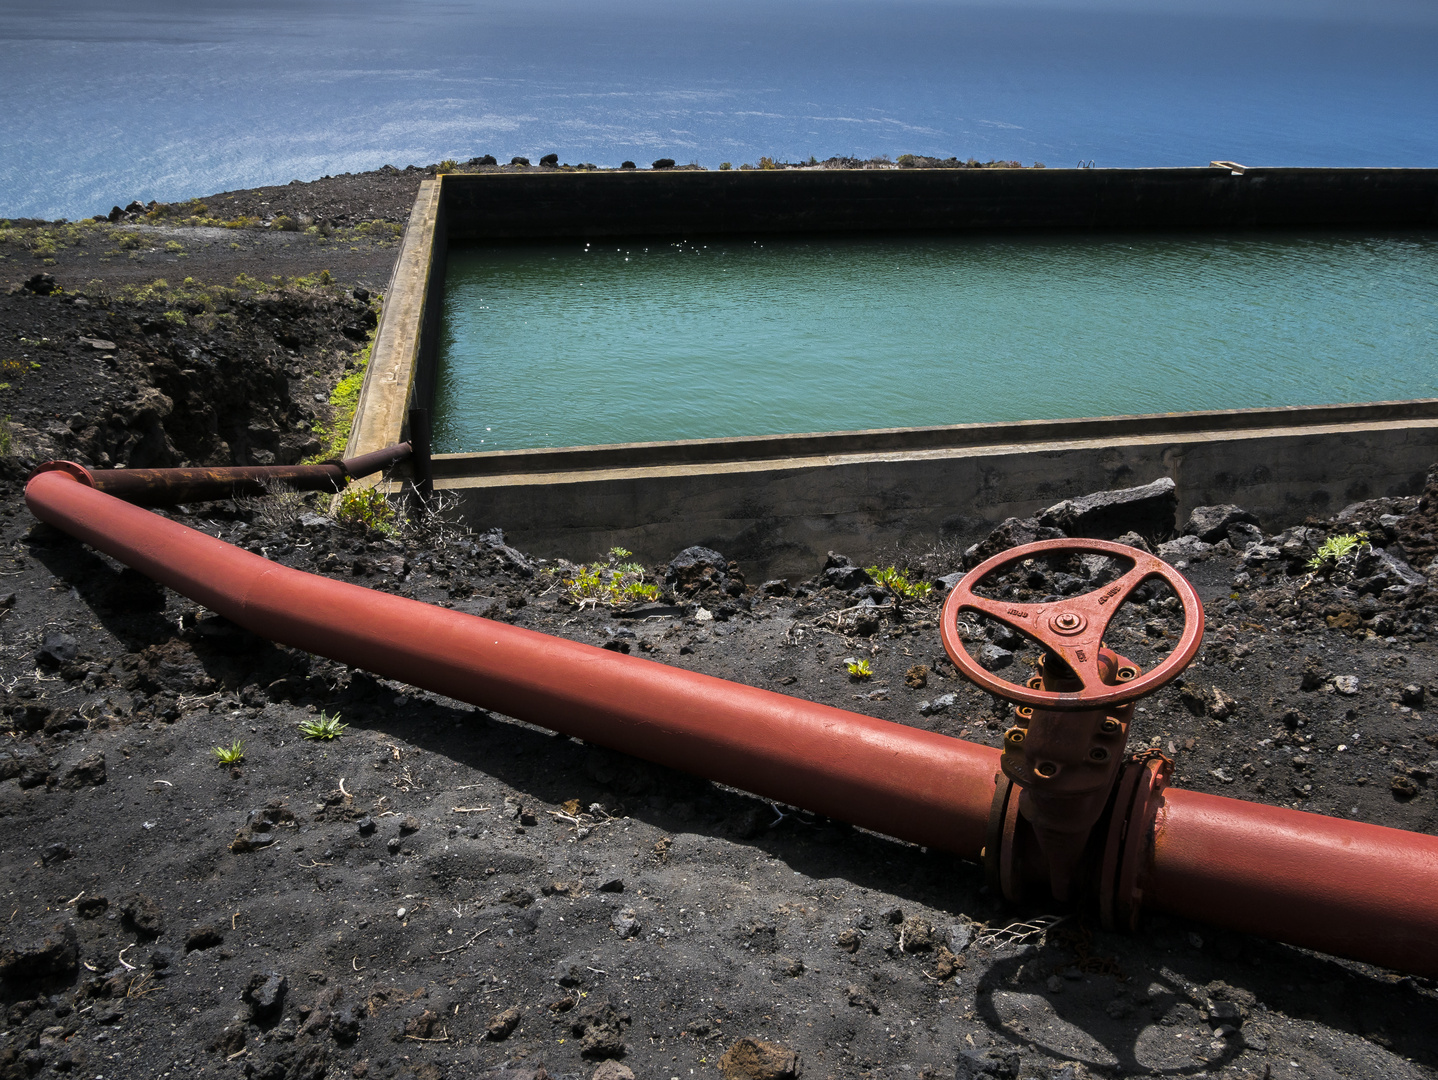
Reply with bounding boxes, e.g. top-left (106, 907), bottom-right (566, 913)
top-left (865, 565), bottom-right (932, 601)
top-left (1307, 532), bottom-right (1369, 570)
top-left (552, 547), bottom-right (661, 608)
top-left (846, 658), bottom-right (873, 679)
top-left (335, 484), bottom-right (394, 532)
